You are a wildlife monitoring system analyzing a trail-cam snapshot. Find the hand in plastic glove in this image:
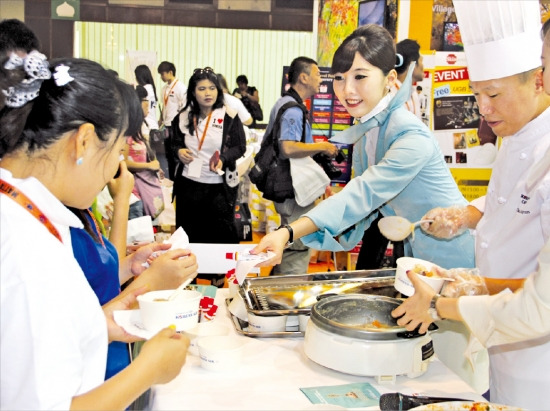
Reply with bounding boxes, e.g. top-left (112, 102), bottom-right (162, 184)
top-left (440, 268), bottom-right (489, 297)
top-left (421, 206), bottom-right (470, 239)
